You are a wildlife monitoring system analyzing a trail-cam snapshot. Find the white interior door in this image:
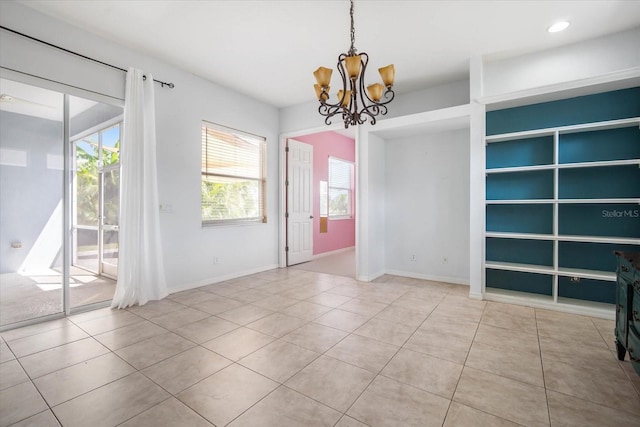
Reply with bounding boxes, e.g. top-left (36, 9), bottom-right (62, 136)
top-left (287, 139), bottom-right (313, 265)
